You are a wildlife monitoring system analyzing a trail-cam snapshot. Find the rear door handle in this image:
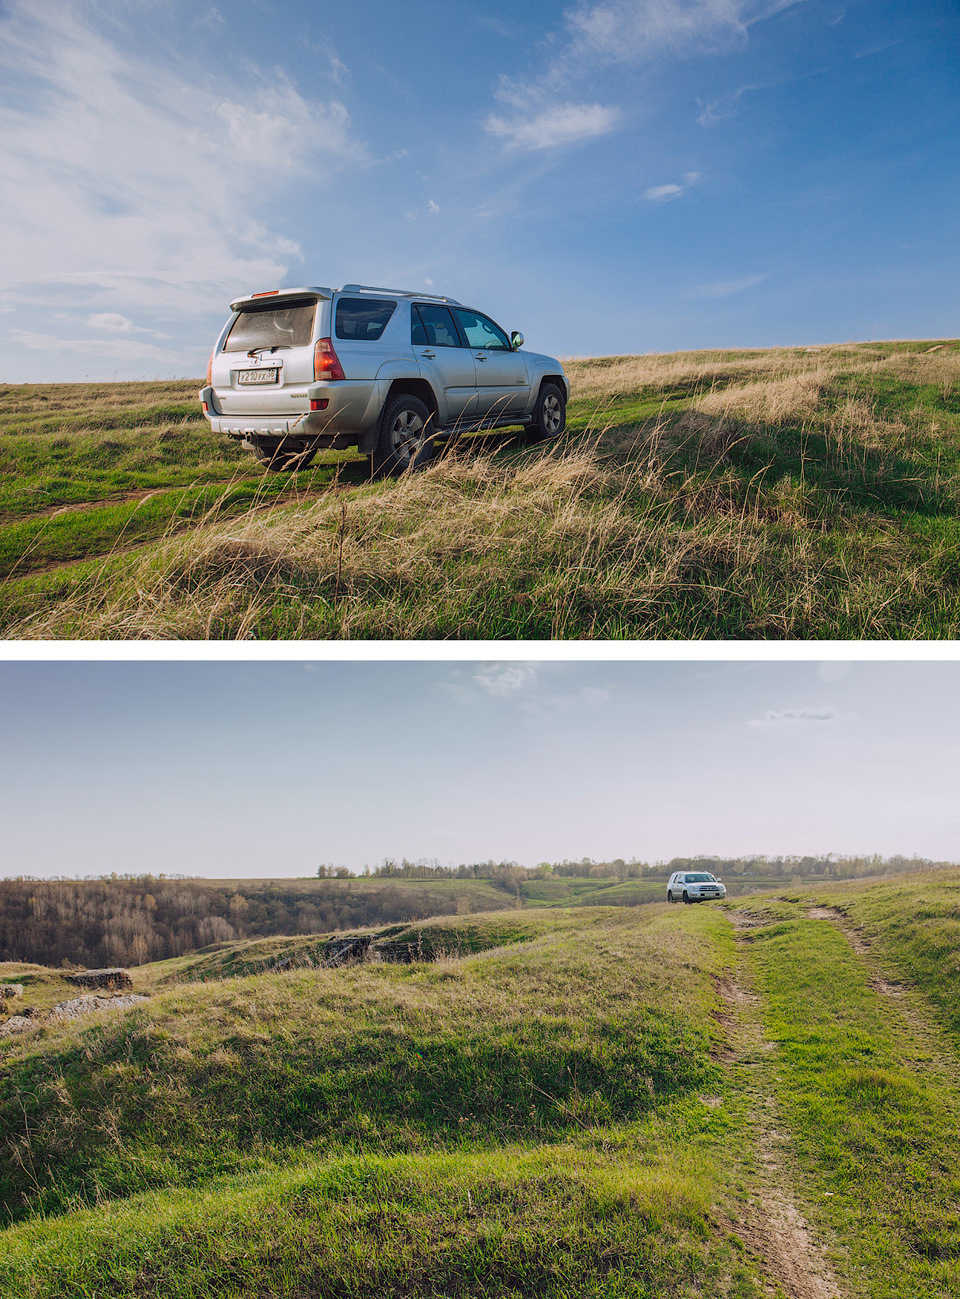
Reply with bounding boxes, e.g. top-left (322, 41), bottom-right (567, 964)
top-left (474, 352), bottom-right (488, 362)
top-left (420, 349), bottom-right (437, 359)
